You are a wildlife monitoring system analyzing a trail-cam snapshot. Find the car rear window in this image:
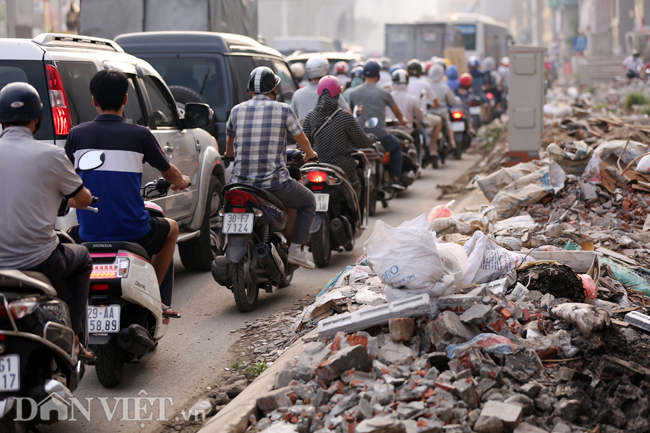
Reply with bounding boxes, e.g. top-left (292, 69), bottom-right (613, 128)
top-left (143, 56), bottom-right (227, 109)
top-left (0, 61), bottom-right (54, 141)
